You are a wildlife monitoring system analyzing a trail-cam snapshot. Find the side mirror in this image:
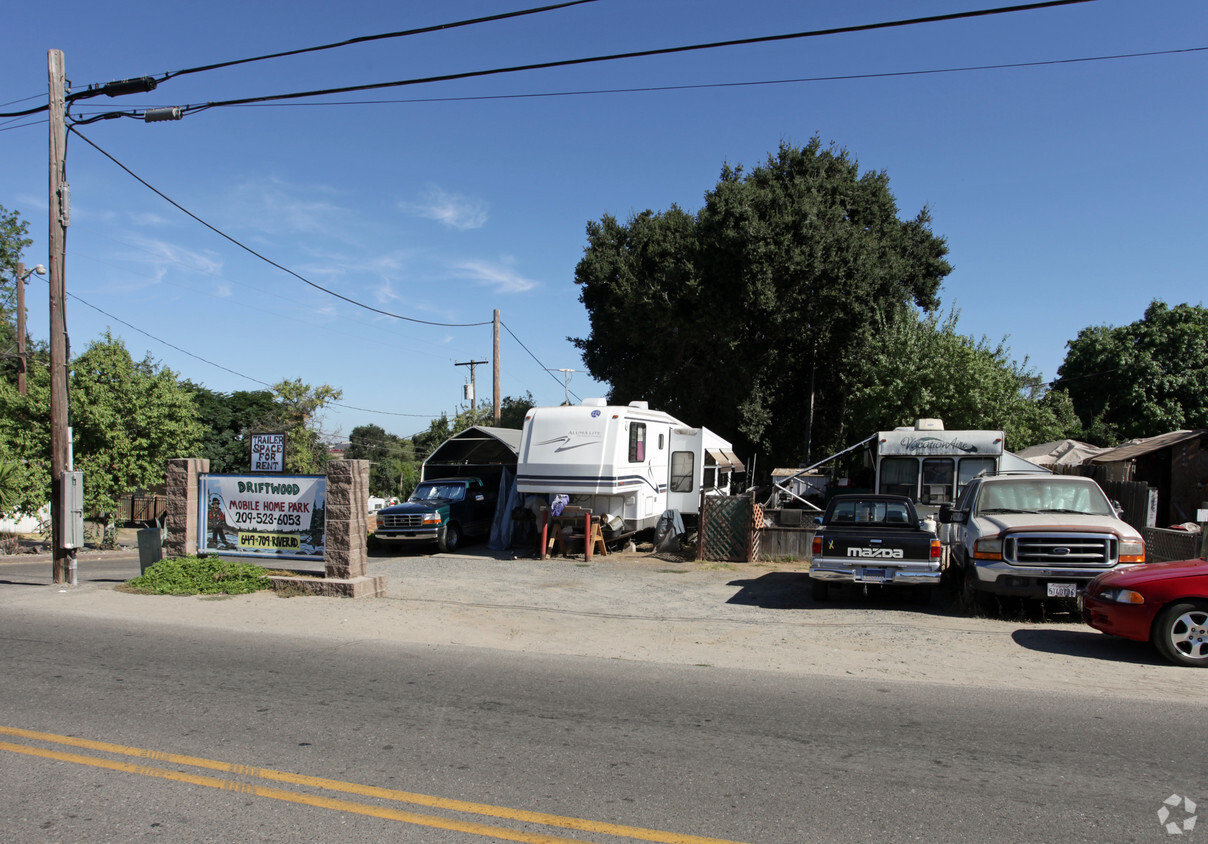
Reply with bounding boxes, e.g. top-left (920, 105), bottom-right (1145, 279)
top-left (939, 504), bottom-right (967, 525)
top-left (1111, 500), bottom-right (1124, 519)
